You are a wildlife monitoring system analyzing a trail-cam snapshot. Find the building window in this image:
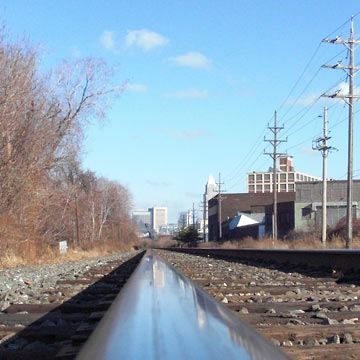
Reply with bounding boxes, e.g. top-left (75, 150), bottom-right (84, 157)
top-left (264, 174), bottom-right (270, 182)
top-left (280, 184), bottom-right (286, 192)
top-left (264, 184), bottom-right (271, 192)
top-left (288, 184), bottom-right (295, 191)
top-left (256, 185), bottom-right (262, 192)
top-left (248, 174), bottom-right (254, 182)
top-left (302, 207), bottom-right (312, 217)
top-left (280, 173), bottom-right (286, 182)
top-left (288, 173), bottom-right (294, 181)
top-left (249, 185), bottom-right (255, 192)
top-left (256, 174), bottom-right (262, 182)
